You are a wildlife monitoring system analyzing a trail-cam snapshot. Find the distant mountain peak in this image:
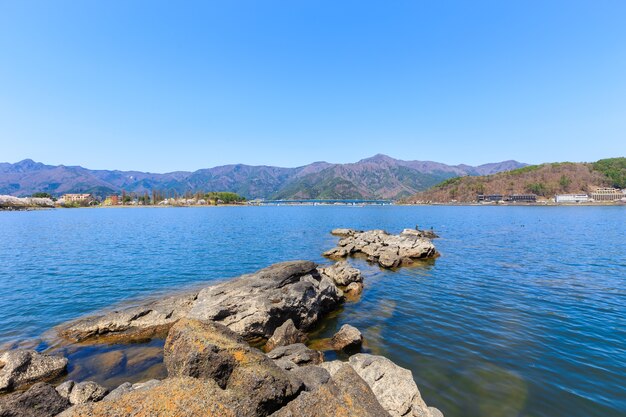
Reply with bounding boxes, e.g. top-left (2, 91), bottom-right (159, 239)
top-left (358, 154), bottom-right (397, 164)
